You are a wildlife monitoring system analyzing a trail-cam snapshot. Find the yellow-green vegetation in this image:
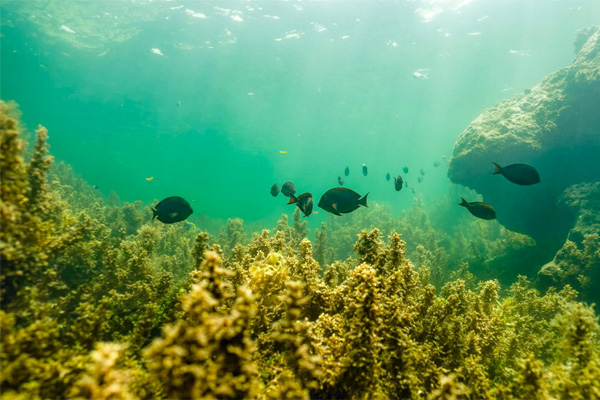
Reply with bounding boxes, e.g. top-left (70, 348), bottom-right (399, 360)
top-left (2, 102), bottom-right (599, 399)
